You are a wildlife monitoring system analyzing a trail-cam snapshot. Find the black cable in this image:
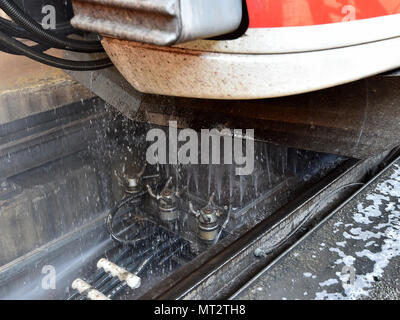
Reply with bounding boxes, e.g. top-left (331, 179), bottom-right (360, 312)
top-left (0, 0), bottom-right (101, 46)
top-left (0, 0), bottom-right (104, 53)
top-left (135, 239), bottom-right (180, 277)
top-left (106, 191), bottom-right (149, 246)
top-left (0, 19), bottom-right (50, 52)
top-left (98, 262), bottom-right (140, 295)
top-left (46, 22), bottom-right (76, 36)
top-left (67, 246), bottom-right (132, 300)
top-left (0, 17), bottom-right (76, 42)
top-left (157, 241), bottom-right (188, 266)
top-left (70, 223), bottom-right (155, 300)
top-left (74, 231), bottom-right (182, 300)
top-left (0, 18), bottom-right (51, 54)
top-left (0, 17), bottom-right (25, 33)
top-left (0, 30), bottom-right (112, 70)
top-left (0, 18), bottom-right (92, 57)
top-left (0, 42), bottom-right (49, 55)
top-left (0, 17), bottom-right (45, 42)
top-left (108, 238), bottom-right (182, 299)
top-left (95, 241), bottom-right (161, 297)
